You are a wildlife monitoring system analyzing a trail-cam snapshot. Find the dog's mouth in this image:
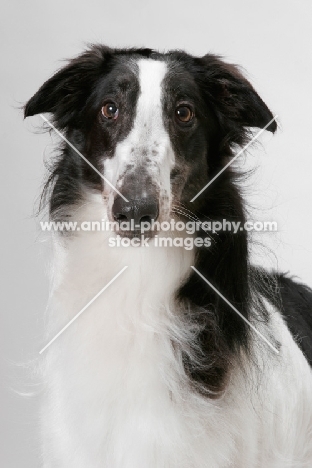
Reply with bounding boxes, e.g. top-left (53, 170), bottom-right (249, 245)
top-left (116, 229), bottom-right (154, 239)
top-left (112, 223), bottom-right (157, 239)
